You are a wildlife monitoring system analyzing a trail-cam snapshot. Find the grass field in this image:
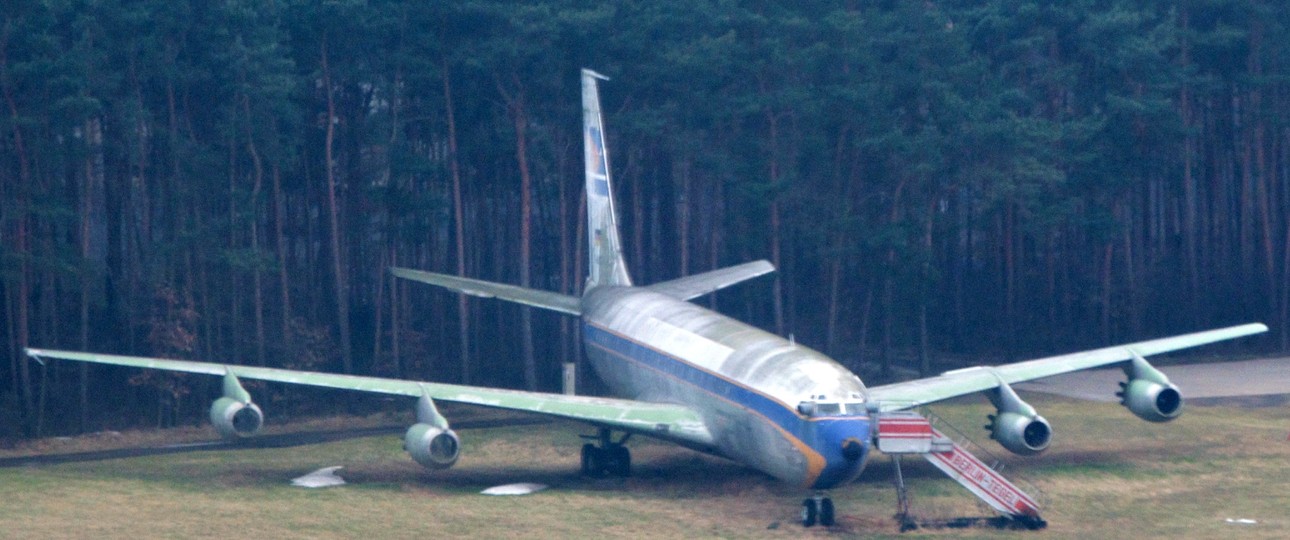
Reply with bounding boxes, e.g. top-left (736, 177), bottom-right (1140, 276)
top-left (2, 394), bottom-right (1289, 539)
